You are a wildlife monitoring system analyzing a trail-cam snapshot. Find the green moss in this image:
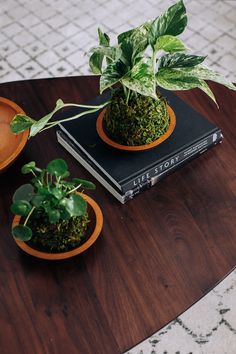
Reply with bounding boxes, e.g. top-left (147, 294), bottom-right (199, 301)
top-left (27, 213), bottom-right (90, 252)
top-left (104, 90), bottom-right (170, 146)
